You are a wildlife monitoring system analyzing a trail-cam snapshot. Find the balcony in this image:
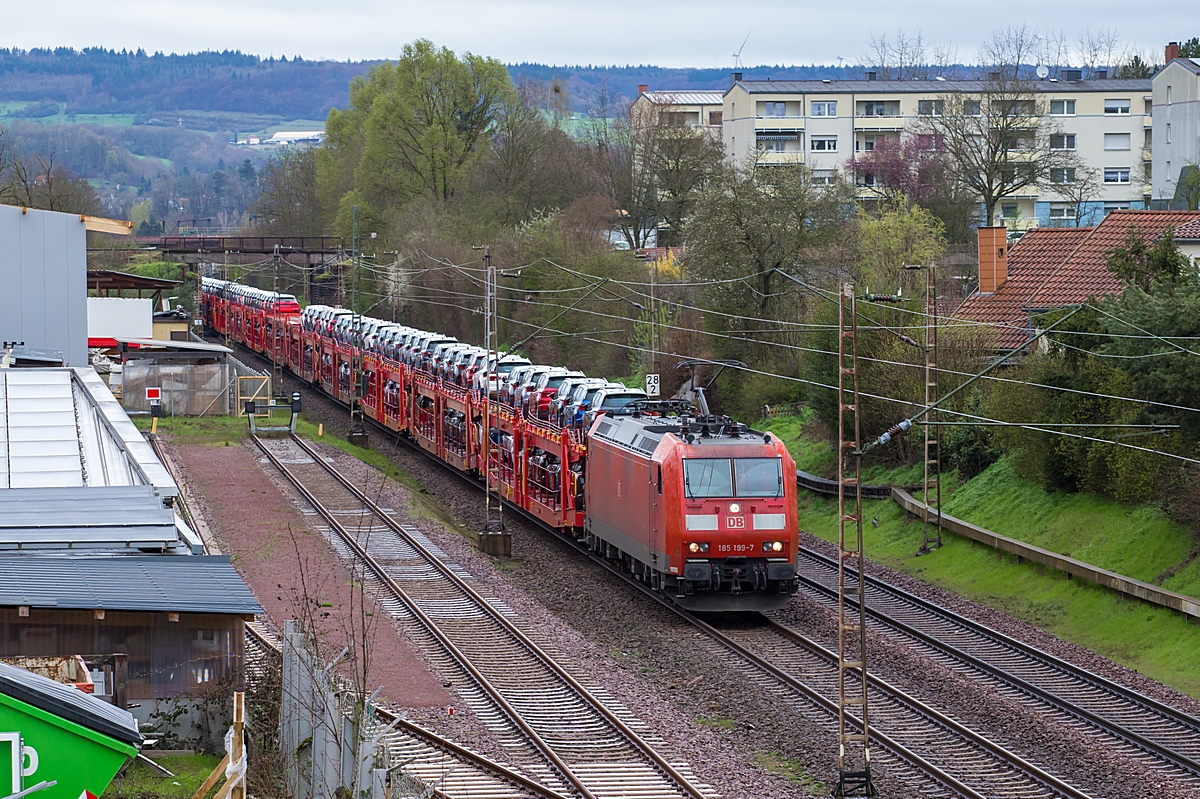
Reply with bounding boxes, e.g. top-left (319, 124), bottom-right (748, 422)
top-left (754, 151), bottom-right (806, 165)
top-left (755, 117), bottom-right (806, 131)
